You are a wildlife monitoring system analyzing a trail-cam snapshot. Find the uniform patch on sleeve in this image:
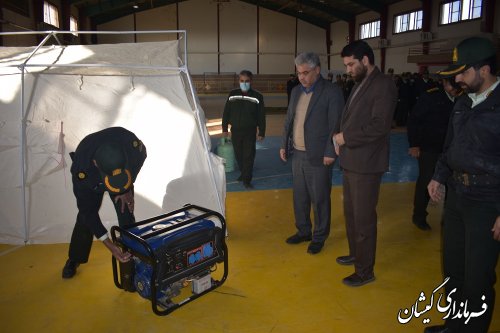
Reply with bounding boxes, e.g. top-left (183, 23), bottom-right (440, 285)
top-left (78, 172), bottom-right (86, 179)
top-left (133, 140), bottom-right (144, 152)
